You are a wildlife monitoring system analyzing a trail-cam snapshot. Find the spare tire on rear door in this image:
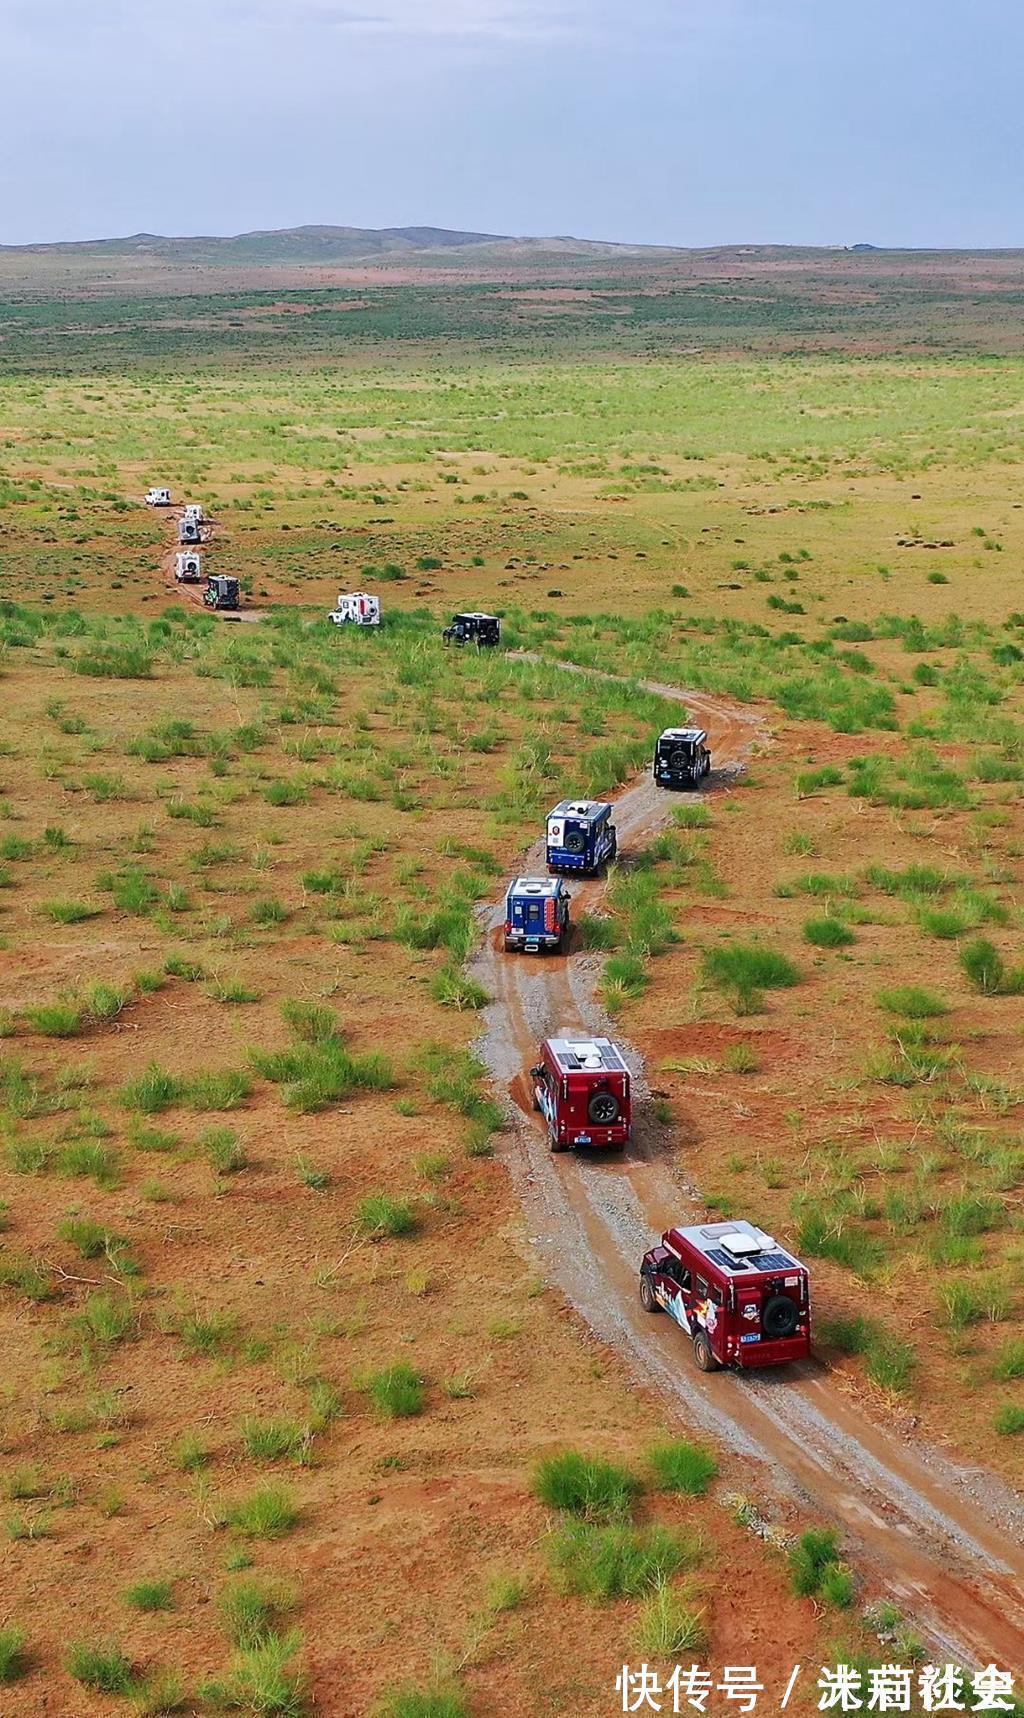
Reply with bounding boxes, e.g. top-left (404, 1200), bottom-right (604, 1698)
top-left (762, 1294), bottom-right (799, 1340)
top-left (669, 747), bottom-right (690, 771)
top-left (564, 830), bottom-right (586, 854)
top-left (587, 1090), bottom-right (620, 1126)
